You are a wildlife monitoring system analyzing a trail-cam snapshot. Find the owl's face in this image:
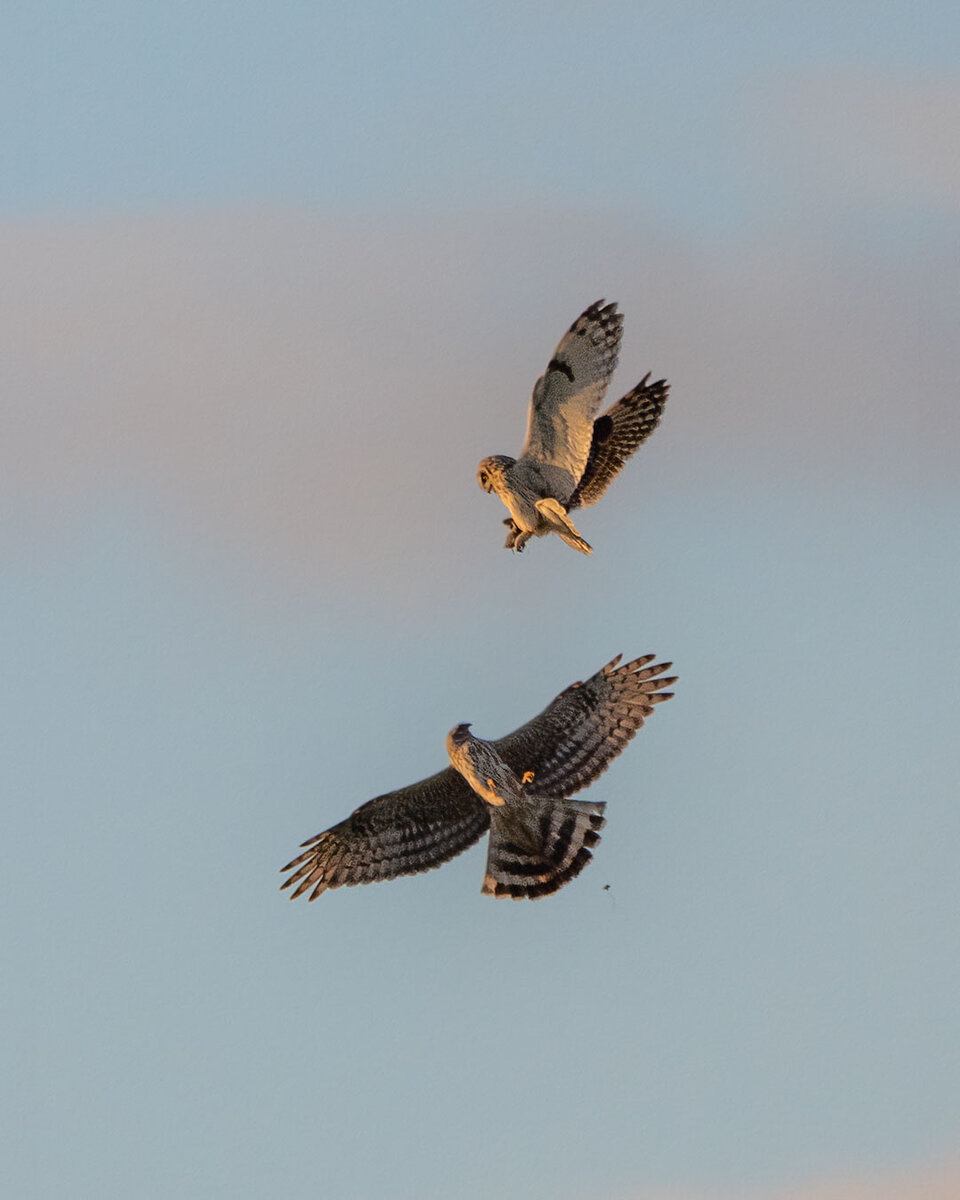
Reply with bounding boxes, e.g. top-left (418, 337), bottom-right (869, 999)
top-left (476, 455), bottom-right (513, 494)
